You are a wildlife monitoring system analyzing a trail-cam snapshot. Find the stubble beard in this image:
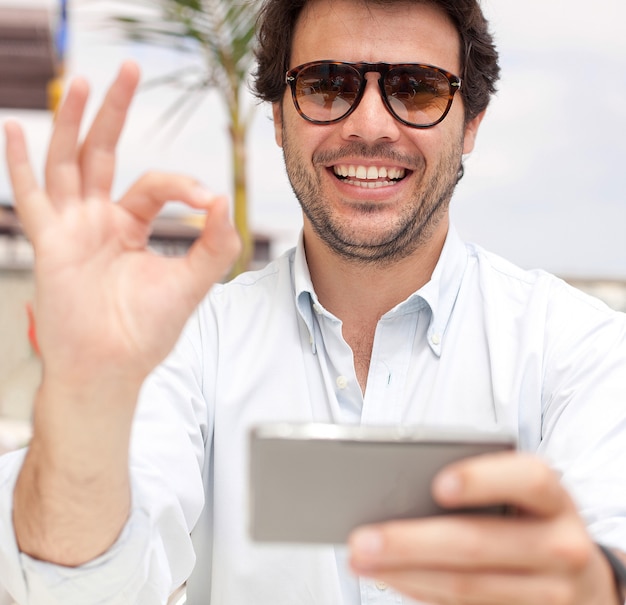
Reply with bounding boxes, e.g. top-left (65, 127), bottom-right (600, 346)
top-left (281, 128), bottom-right (464, 266)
